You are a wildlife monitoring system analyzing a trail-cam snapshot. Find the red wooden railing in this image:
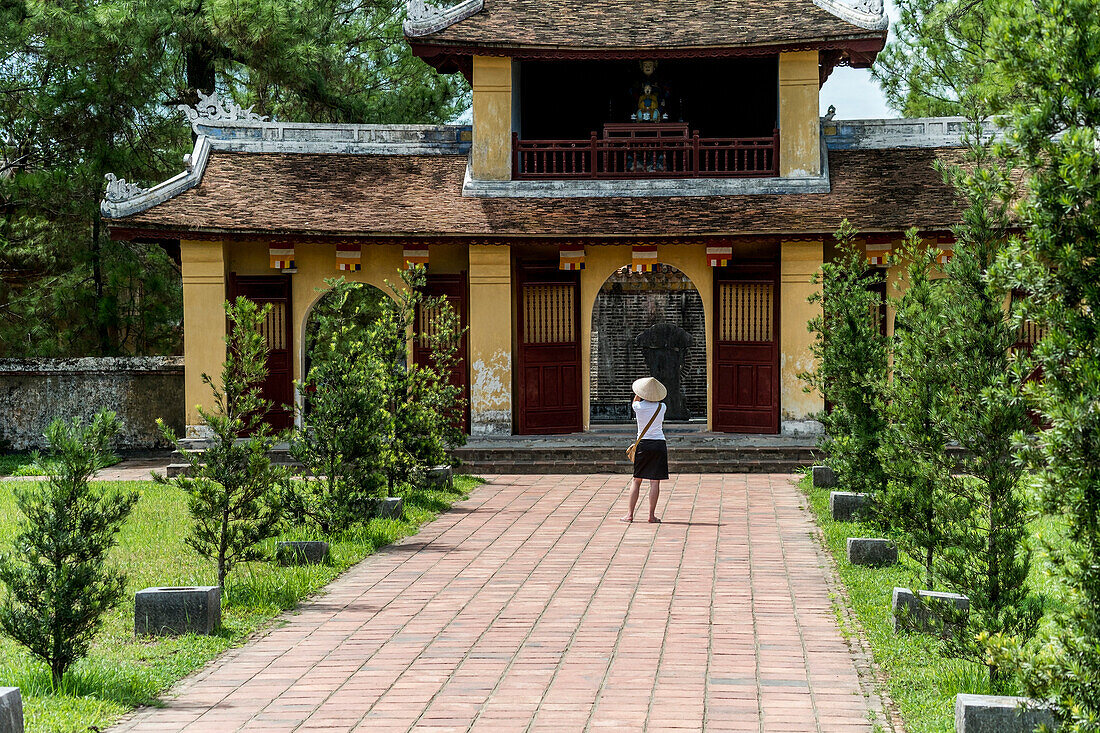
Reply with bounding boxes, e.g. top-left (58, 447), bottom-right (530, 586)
top-left (512, 123), bottom-right (779, 180)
